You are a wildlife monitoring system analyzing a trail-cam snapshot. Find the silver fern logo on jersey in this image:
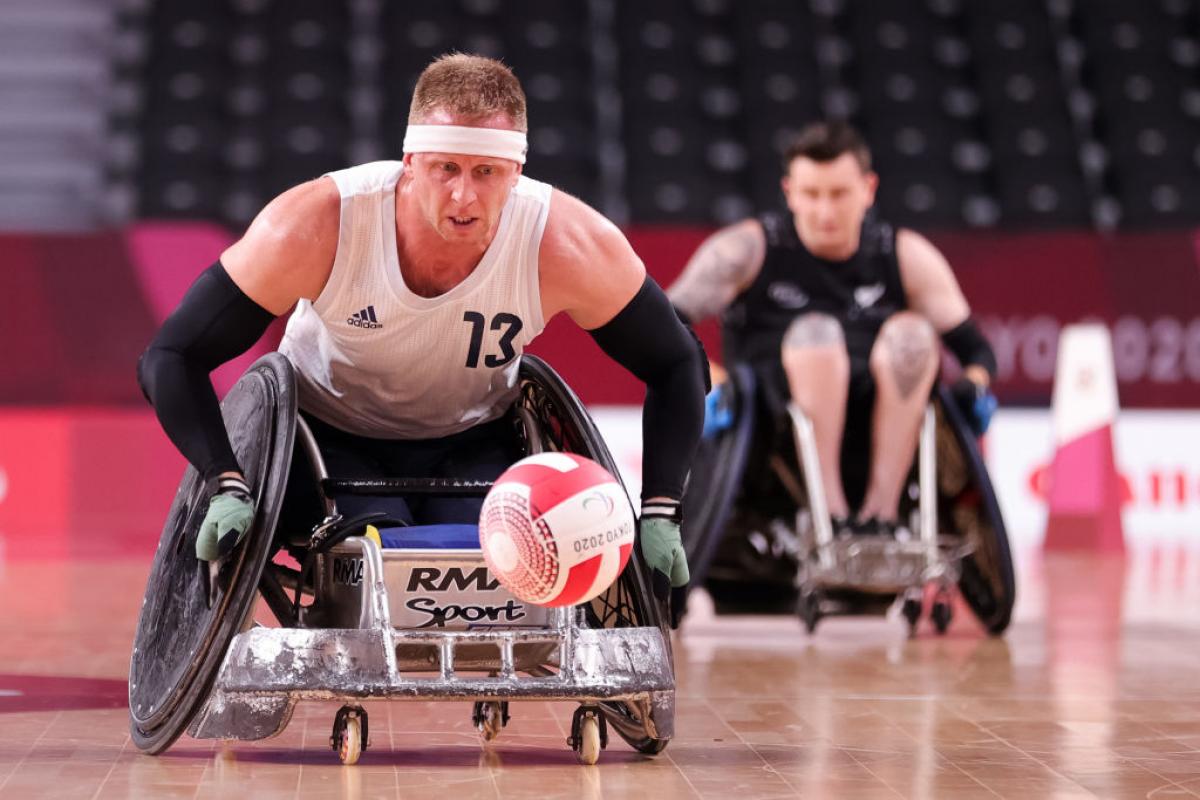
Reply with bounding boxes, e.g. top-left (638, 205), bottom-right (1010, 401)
top-left (347, 305), bottom-right (383, 329)
top-left (853, 283), bottom-right (886, 309)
